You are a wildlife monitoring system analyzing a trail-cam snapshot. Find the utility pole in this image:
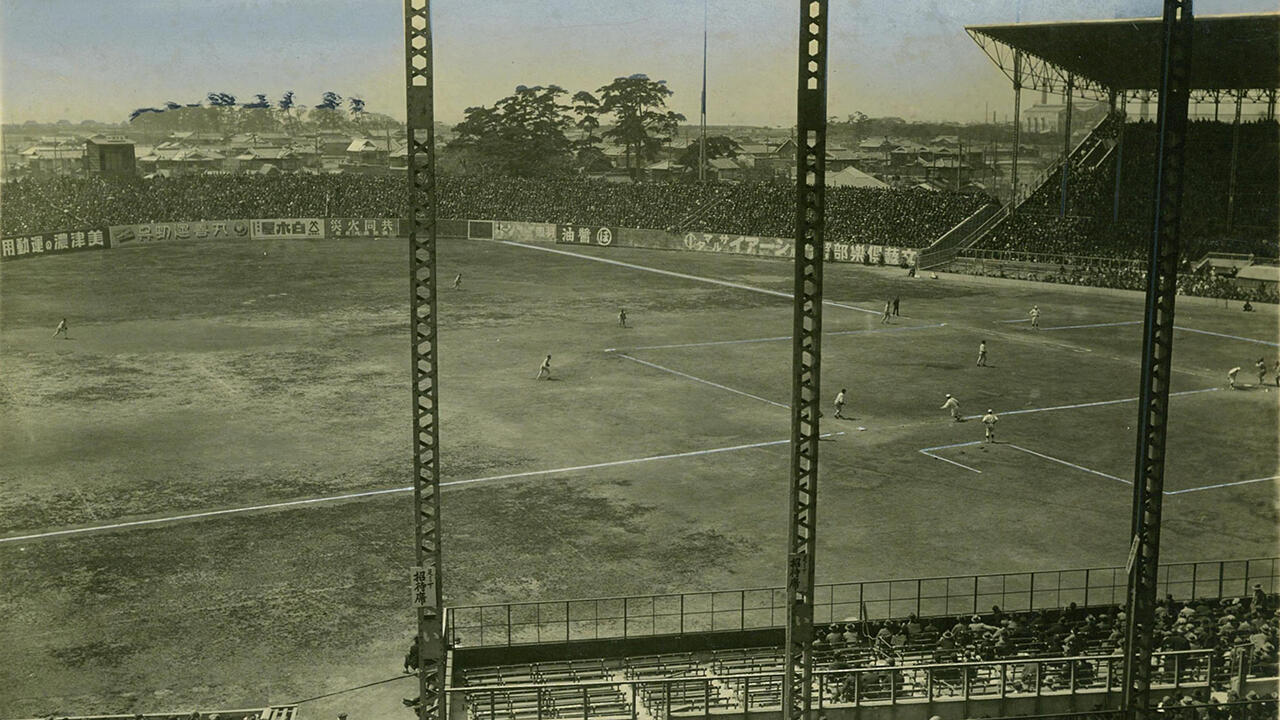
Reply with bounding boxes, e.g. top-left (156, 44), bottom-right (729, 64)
top-left (699, 0), bottom-right (708, 183)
